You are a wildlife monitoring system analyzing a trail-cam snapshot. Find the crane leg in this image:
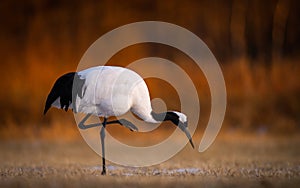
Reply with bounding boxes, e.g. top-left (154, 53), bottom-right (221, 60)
top-left (78, 114), bottom-right (138, 132)
top-left (106, 119), bottom-right (138, 131)
top-left (78, 114), bottom-right (102, 129)
top-left (78, 115), bottom-right (137, 175)
top-left (100, 117), bottom-right (107, 175)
